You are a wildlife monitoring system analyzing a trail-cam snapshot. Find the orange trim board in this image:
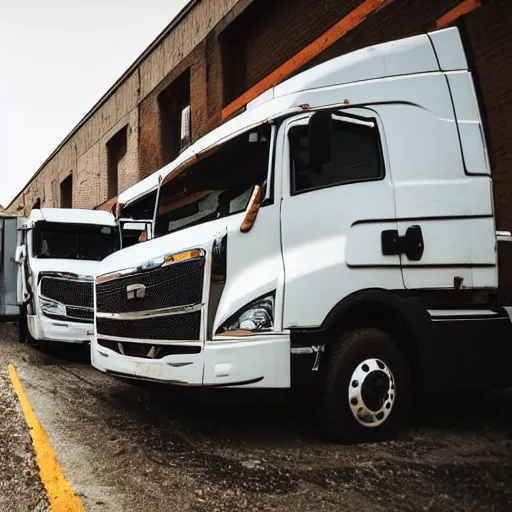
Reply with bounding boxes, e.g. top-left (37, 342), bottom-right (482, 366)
top-left (222, 0), bottom-right (394, 120)
top-left (436, 0), bottom-right (482, 29)
top-left (8, 364), bottom-right (84, 512)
